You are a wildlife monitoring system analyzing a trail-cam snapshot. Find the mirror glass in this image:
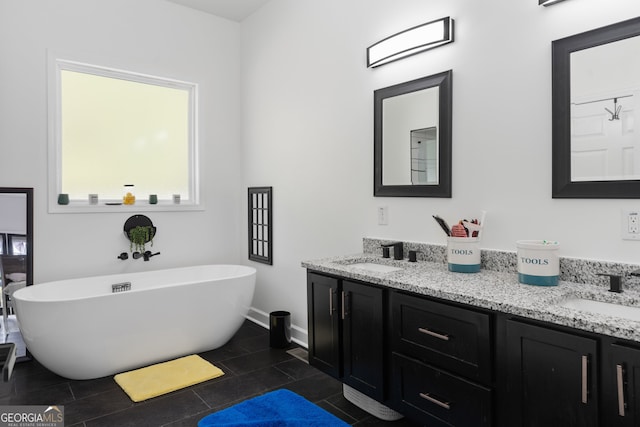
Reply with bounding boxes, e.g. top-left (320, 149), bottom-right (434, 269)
top-left (552, 17), bottom-right (640, 198)
top-left (382, 88), bottom-right (439, 185)
top-left (375, 71), bottom-right (452, 197)
top-left (570, 36), bottom-right (640, 182)
top-left (0, 188), bottom-right (33, 360)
